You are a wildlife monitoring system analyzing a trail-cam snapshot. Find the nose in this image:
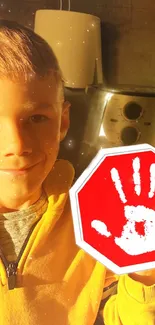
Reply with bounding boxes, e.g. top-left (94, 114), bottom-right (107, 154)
top-left (2, 121), bottom-right (32, 157)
